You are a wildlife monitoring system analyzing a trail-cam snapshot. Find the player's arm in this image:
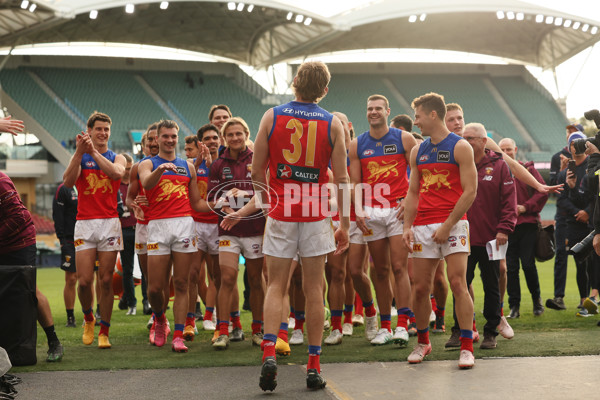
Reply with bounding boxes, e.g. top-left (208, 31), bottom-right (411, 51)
top-left (330, 115), bottom-right (350, 255)
top-left (349, 138), bottom-right (367, 233)
top-left (250, 108), bottom-right (272, 210)
top-left (485, 137), bottom-right (561, 194)
top-left (63, 134), bottom-right (89, 187)
top-left (125, 162), bottom-right (140, 210)
top-left (139, 158), bottom-right (170, 190)
top-left (402, 144), bottom-right (421, 251)
top-left (187, 161), bottom-right (211, 213)
top-left (91, 150), bottom-right (126, 181)
top-left (432, 139), bottom-right (477, 244)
